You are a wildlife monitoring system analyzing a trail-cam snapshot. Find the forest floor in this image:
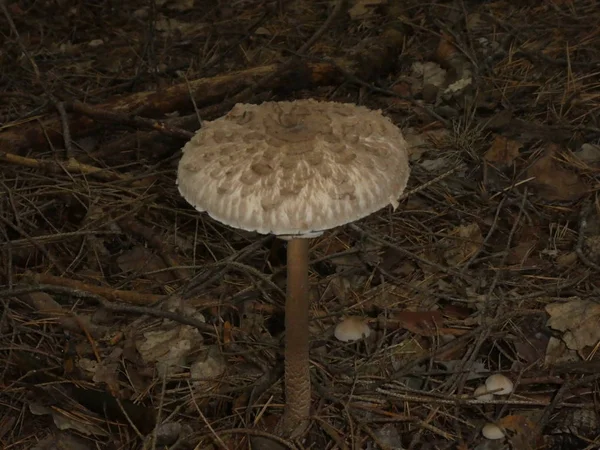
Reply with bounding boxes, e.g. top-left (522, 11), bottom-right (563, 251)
top-left (1, 0), bottom-right (600, 449)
